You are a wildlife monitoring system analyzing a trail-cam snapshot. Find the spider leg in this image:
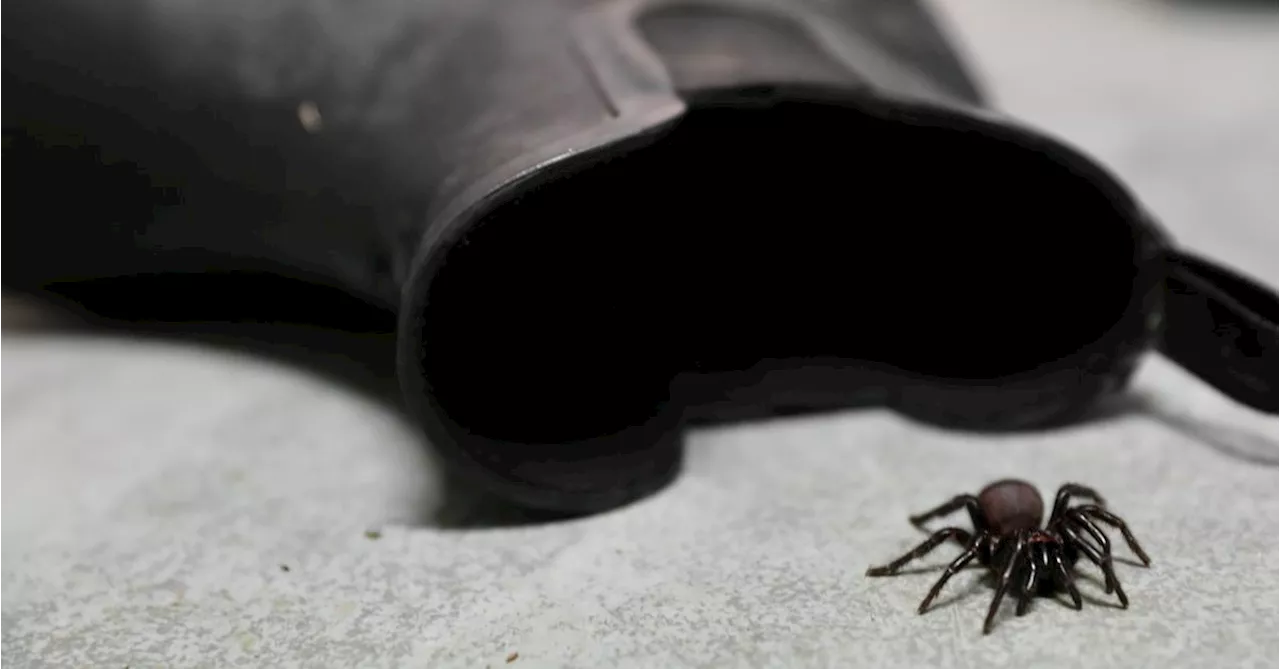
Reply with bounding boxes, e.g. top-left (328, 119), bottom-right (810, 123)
top-left (1066, 510), bottom-right (1111, 552)
top-left (1016, 546), bottom-right (1041, 617)
top-left (909, 494), bottom-right (983, 534)
top-left (1065, 511), bottom-right (1117, 593)
top-left (1050, 483), bottom-right (1106, 524)
top-left (1076, 504), bottom-right (1152, 566)
top-left (983, 532), bottom-right (1028, 635)
top-left (1062, 526), bottom-right (1129, 608)
top-left (1061, 522), bottom-right (1110, 572)
top-left (917, 532), bottom-right (985, 614)
top-left (866, 528), bottom-right (969, 576)
top-left (1050, 551), bottom-right (1083, 610)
